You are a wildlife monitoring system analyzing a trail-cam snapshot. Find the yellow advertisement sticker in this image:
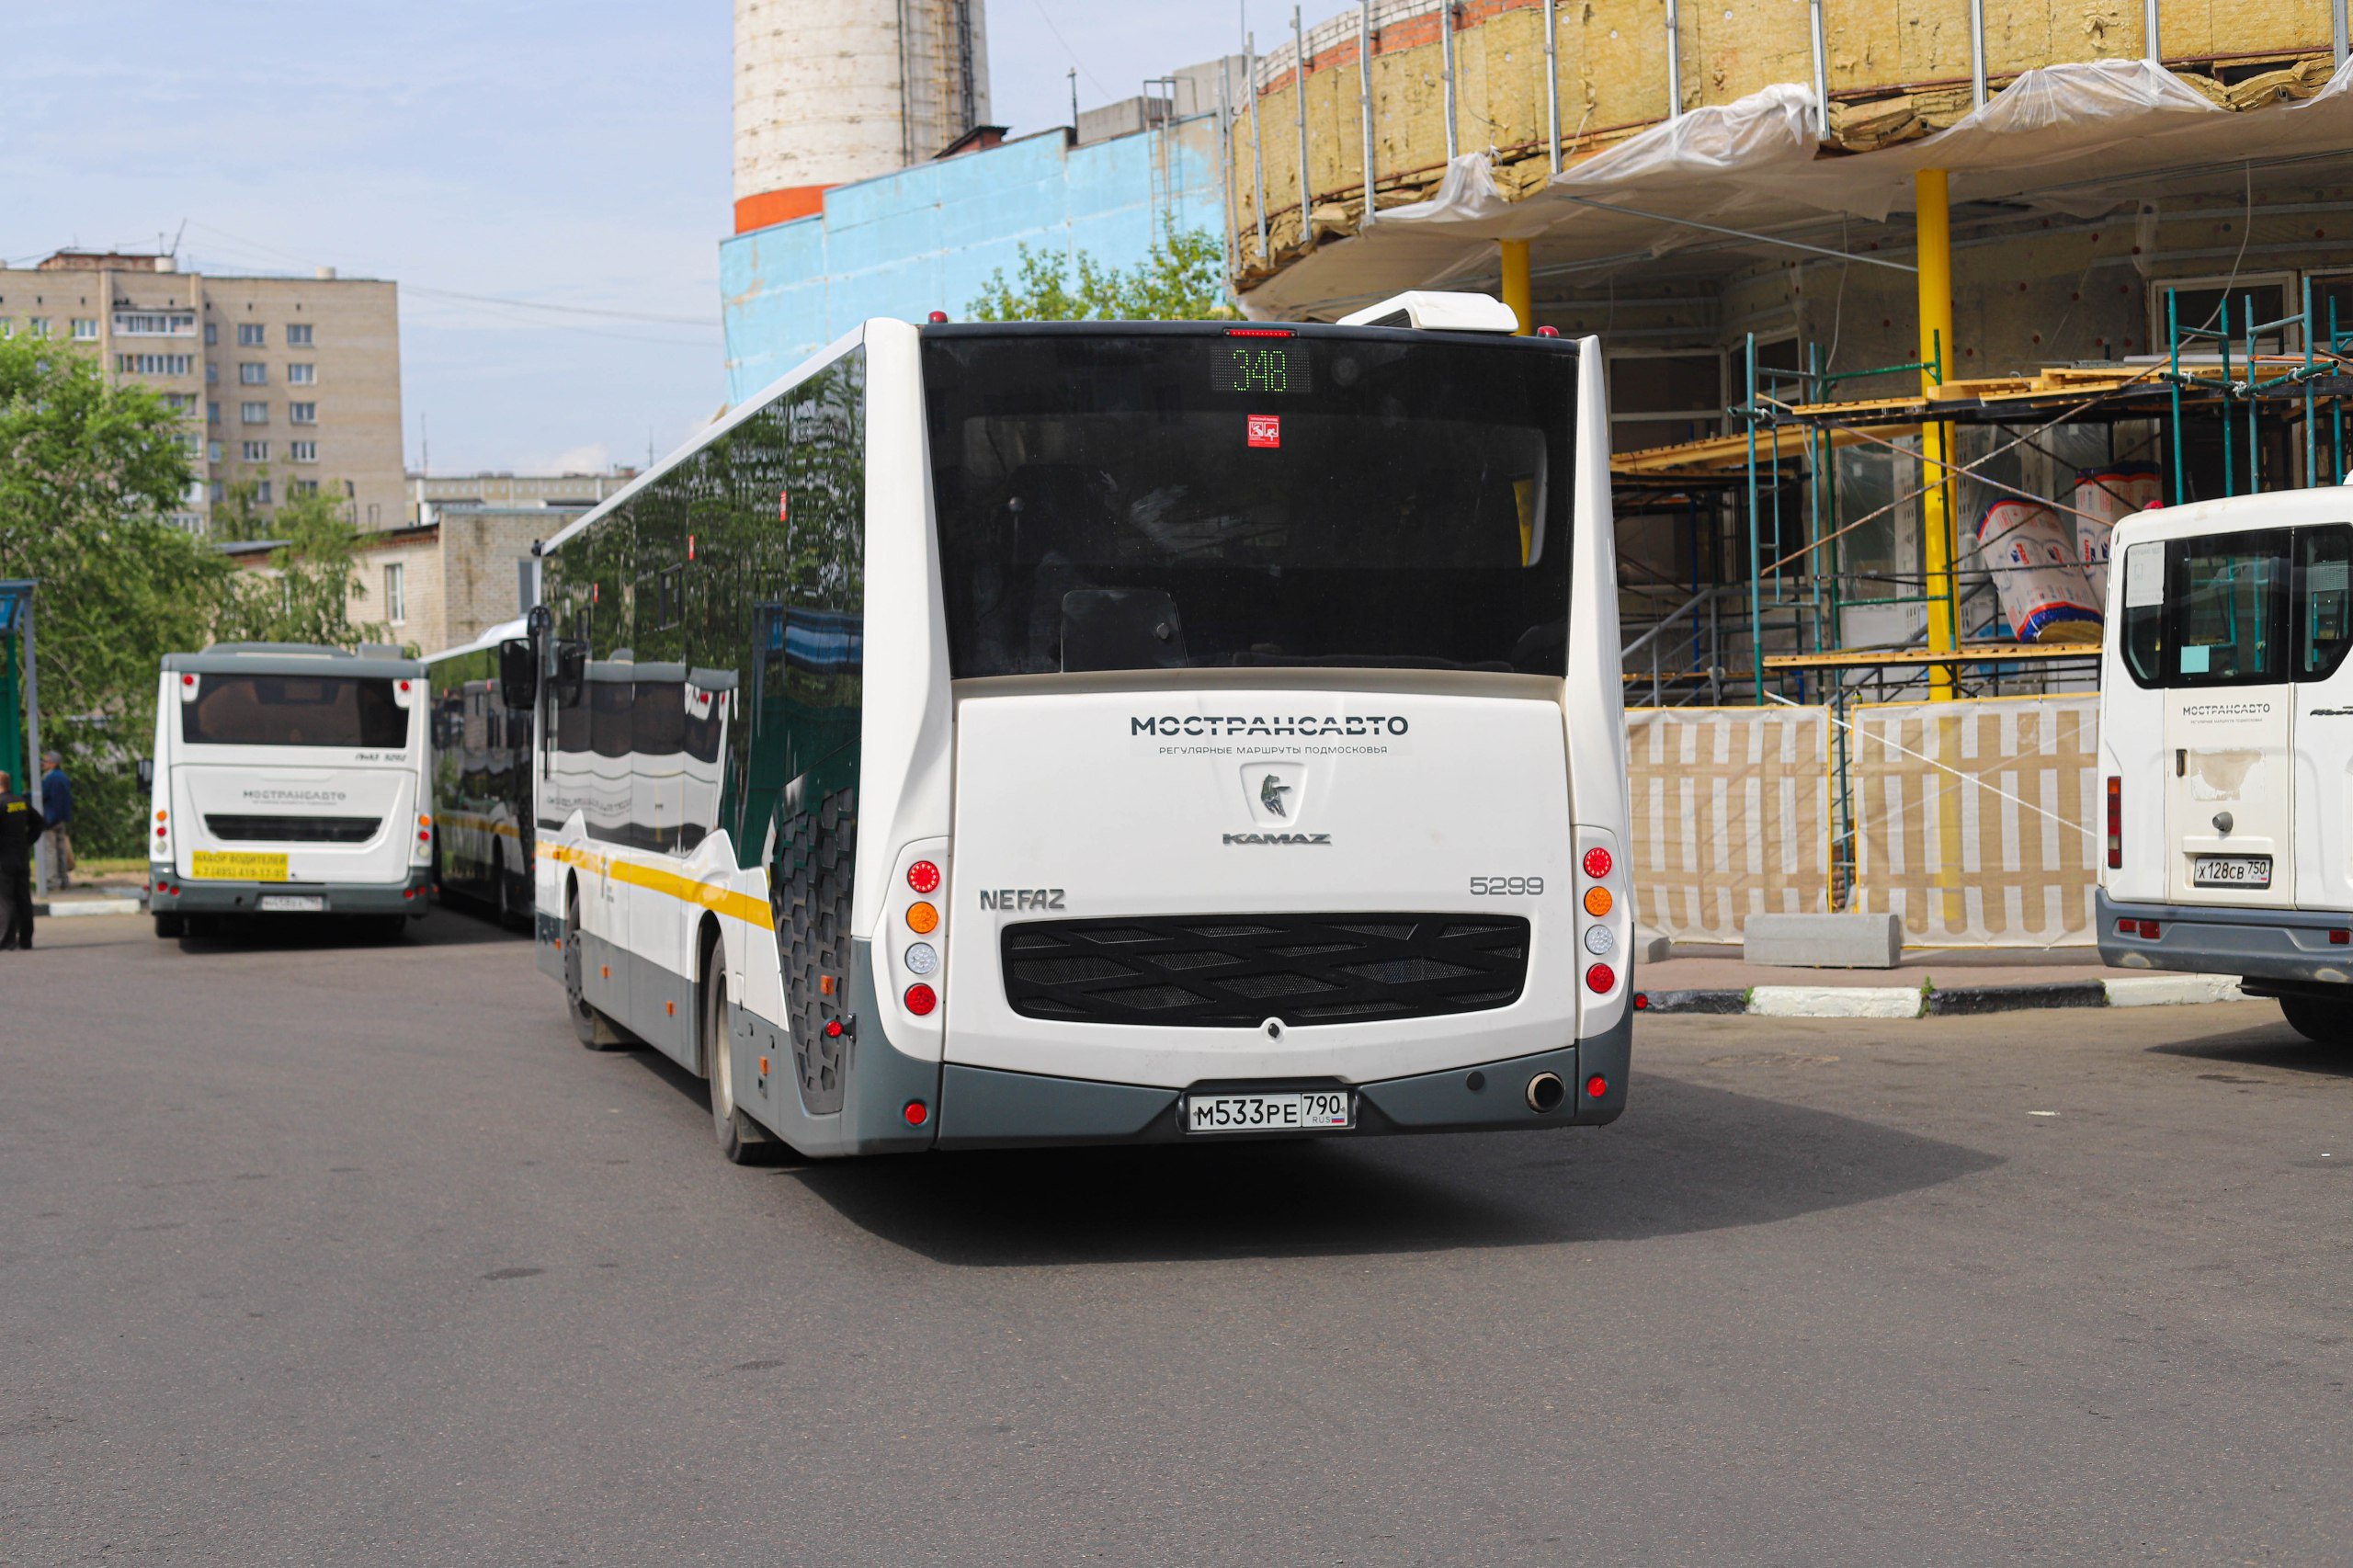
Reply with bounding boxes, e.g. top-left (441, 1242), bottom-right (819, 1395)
top-left (189, 851), bottom-right (290, 882)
